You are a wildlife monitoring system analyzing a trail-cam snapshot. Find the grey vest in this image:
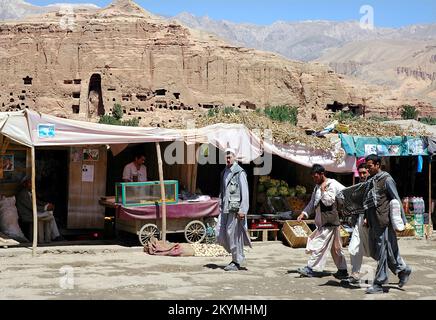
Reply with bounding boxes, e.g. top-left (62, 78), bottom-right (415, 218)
top-left (220, 163), bottom-right (244, 213)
